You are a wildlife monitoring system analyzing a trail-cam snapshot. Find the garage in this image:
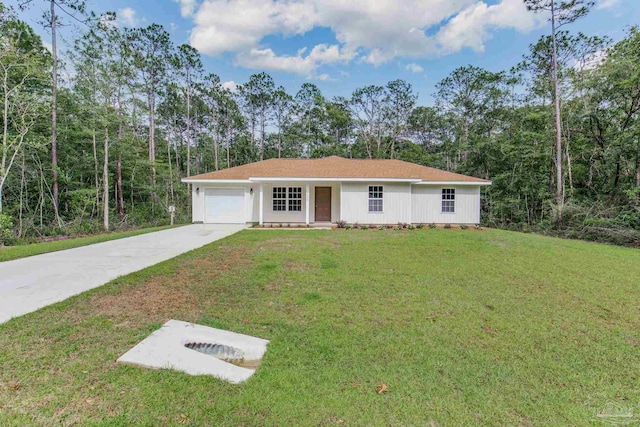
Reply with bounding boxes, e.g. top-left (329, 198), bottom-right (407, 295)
top-left (204, 188), bottom-right (245, 223)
